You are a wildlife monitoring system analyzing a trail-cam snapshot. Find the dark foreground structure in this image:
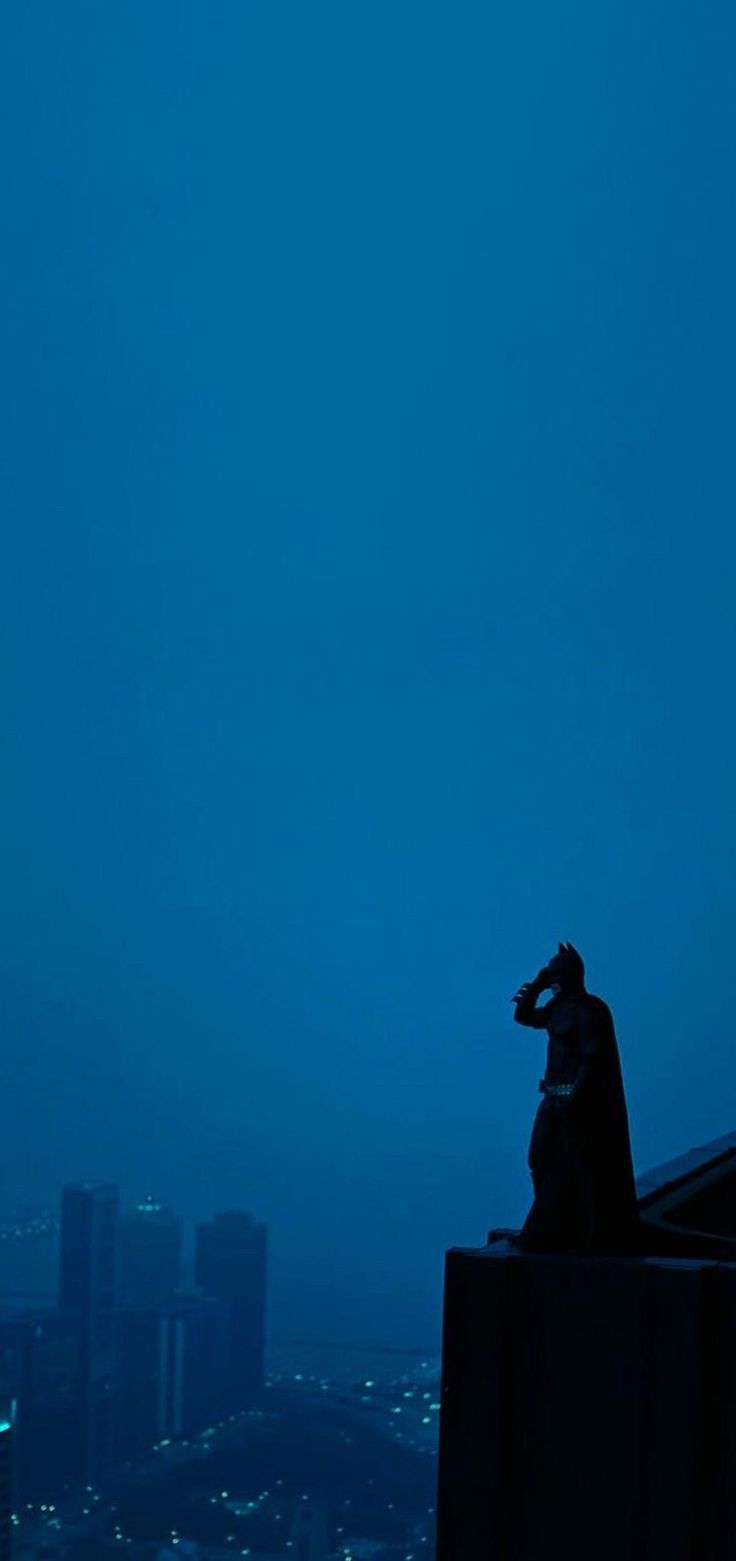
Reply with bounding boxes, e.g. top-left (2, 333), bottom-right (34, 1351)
top-left (436, 1132), bottom-right (736, 1561)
